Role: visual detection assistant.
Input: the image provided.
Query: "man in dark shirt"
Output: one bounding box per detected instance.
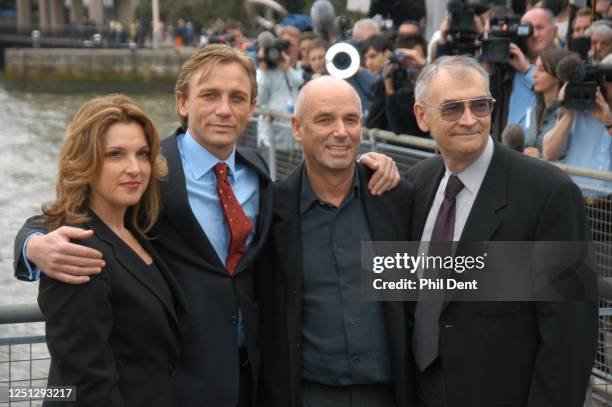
[257,76,417,407]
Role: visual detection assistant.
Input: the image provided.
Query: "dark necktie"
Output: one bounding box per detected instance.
[413,174,464,372]
[214,163,254,276]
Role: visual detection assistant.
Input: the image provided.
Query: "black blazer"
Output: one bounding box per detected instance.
[39,212,188,407]
[150,130,274,407]
[14,129,274,407]
[406,142,599,407]
[257,163,418,407]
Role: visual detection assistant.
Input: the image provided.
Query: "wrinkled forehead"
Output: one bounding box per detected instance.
[191,61,253,96]
[522,9,553,28]
[428,67,488,102]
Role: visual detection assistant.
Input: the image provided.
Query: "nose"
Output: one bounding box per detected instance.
[125,155,141,175]
[216,96,232,117]
[332,119,348,137]
[458,104,478,127]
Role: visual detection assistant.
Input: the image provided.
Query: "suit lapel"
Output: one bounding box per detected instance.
[359,165,398,242]
[234,147,273,275]
[272,165,304,382]
[160,132,226,274]
[87,213,183,330]
[442,142,508,308]
[358,165,407,397]
[413,159,446,240]
[458,142,508,242]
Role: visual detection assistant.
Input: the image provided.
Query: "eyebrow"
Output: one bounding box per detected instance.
[439,96,491,105]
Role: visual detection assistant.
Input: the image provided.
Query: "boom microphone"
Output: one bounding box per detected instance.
[256,30,276,49]
[311,0,338,41]
[556,54,586,83]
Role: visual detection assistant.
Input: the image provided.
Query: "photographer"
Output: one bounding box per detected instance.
[430,5,485,60]
[523,49,573,158]
[587,20,612,63]
[542,53,612,193]
[256,34,304,149]
[362,34,392,76]
[491,7,558,137]
[302,38,329,83]
[366,34,428,137]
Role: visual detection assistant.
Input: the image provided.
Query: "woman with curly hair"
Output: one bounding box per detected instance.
[37,94,188,407]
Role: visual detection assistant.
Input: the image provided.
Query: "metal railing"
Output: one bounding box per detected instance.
[2,109,612,405]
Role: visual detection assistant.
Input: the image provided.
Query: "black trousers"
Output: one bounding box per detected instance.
[302,380,396,407]
[416,358,446,407]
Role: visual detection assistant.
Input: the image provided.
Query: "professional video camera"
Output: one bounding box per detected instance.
[446,0,488,56]
[256,31,292,69]
[481,15,533,64]
[387,38,421,90]
[556,53,612,109]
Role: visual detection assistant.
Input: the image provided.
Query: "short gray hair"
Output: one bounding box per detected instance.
[522,6,555,27]
[586,20,612,39]
[414,55,490,103]
[352,18,380,40]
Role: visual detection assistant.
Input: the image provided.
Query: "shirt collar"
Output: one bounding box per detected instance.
[180,130,237,179]
[446,136,494,195]
[300,165,360,214]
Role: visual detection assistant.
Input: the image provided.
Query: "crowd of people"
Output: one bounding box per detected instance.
[198,0,612,192]
[7,0,611,406]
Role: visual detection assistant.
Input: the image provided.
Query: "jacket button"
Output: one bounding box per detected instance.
[296,342,301,348]
[229,315,237,325]
[168,365,176,377]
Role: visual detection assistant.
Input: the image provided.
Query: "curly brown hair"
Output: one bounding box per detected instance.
[41,94,167,235]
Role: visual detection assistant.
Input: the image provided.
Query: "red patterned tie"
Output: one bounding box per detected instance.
[214,163,254,276]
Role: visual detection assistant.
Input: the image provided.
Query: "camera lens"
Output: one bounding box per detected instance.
[332,52,352,70]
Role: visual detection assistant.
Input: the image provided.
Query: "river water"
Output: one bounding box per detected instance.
[0,83,178,344]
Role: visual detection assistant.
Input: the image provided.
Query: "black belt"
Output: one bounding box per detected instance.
[239,346,249,366]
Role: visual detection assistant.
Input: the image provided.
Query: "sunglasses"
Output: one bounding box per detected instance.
[423,97,496,122]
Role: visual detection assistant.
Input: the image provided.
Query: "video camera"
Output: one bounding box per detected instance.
[447,2,481,56]
[263,38,291,68]
[480,15,532,64]
[256,31,292,69]
[556,53,612,109]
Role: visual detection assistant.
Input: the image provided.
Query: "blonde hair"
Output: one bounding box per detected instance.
[41,94,167,235]
[174,44,257,128]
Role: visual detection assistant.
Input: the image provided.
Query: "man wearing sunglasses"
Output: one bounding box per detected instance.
[408,55,597,407]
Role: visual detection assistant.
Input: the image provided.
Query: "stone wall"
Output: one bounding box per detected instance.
[4,48,196,92]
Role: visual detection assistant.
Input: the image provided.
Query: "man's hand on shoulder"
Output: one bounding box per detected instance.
[27,227,104,285]
[359,152,401,195]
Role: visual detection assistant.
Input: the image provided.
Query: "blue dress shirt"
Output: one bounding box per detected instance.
[507,65,536,132]
[177,130,260,266]
[177,131,260,347]
[563,111,612,196]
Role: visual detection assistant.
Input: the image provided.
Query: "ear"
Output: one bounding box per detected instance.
[176,91,188,117]
[291,116,304,144]
[413,102,430,133]
[248,97,257,120]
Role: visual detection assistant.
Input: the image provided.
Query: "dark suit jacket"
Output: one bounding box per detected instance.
[14,129,274,407]
[150,130,273,407]
[39,212,188,407]
[257,163,418,407]
[406,141,598,407]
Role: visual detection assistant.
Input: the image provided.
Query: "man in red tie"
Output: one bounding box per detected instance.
[13,45,399,407]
